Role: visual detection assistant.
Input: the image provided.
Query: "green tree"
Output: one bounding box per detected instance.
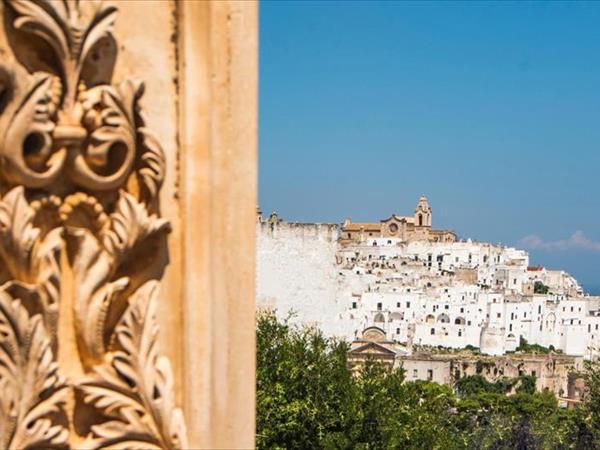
[534,281,550,295]
[256,312,598,450]
[256,311,357,449]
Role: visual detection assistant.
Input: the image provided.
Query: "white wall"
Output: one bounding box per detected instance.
[256,221,347,335]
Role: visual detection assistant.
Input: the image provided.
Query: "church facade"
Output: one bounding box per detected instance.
[339,196,457,245]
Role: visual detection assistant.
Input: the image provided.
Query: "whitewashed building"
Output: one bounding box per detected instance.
[257,203,600,359]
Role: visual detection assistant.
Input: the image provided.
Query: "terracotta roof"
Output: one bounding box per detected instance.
[527,265,544,271]
[341,222,382,232]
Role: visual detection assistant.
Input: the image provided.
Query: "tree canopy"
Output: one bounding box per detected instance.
[257,311,600,449]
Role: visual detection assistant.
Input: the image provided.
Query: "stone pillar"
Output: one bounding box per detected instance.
[0,1,257,448]
[178,2,257,448]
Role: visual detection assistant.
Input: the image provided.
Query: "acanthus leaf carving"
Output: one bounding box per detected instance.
[0,187,62,337]
[103,190,170,262]
[69,191,169,366]
[11,0,118,110]
[137,127,166,208]
[0,291,68,450]
[78,281,188,450]
[1,1,187,447]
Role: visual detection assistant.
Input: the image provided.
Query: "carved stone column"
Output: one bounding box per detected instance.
[0,1,257,448]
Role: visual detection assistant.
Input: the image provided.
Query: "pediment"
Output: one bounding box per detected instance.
[349,342,397,357]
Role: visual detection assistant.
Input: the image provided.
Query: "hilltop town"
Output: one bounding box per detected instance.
[257,197,600,399]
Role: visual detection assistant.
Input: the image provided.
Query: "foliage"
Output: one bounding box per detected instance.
[256,312,600,449]
[534,281,550,294]
[412,344,480,355]
[256,311,357,449]
[508,336,559,355]
[455,374,517,396]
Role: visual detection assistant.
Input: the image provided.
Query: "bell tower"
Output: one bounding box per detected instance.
[414,196,432,228]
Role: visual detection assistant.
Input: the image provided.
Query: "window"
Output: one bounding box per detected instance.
[406,301,411,308]
[468,321,472,326]
[460,307,464,313]
[377,302,382,311]
[430,328,435,335]
[397,302,400,308]
[509,324,512,331]
[419,214,423,226]
[514,278,517,285]
[497,313,501,318]
[413,369,418,378]
[532,370,537,377]
[352,302,357,309]
[571,307,574,312]
[538,305,541,314]
[347,233,351,238]
[445,305,449,310]
[458,330,462,337]
[427,369,433,381]
[396,328,400,334]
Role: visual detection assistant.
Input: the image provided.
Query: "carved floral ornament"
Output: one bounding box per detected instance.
[0,1,187,448]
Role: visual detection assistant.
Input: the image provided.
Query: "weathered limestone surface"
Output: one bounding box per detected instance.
[0,1,256,448]
[257,220,343,334]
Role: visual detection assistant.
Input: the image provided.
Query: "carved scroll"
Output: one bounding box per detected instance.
[0,1,187,447]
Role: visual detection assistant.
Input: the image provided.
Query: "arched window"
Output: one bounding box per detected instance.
[430,328,435,335]
[425,314,435,324]
[454,317,466,325]
[437,313,450,324]
[418,214,423,226]
[374,313,385,323]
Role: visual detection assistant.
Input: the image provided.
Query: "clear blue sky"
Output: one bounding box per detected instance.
[259,1,600,292]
